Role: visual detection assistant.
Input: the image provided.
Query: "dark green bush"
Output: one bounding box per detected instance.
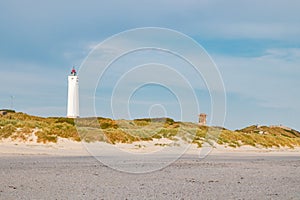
[55,118,75,125]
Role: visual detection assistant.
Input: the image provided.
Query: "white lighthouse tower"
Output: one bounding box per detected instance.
[67,67,79,118]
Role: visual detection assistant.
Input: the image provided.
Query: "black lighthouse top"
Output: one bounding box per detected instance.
[71,67,77,76]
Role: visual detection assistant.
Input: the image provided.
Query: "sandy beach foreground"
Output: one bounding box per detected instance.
[0,140,299,199]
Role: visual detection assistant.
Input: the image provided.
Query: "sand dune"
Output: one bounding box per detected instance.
[0,138,299,157]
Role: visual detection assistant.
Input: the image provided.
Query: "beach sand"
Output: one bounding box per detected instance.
[0,139,299,199]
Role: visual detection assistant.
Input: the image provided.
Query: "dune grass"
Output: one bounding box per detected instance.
[0,112,300,148]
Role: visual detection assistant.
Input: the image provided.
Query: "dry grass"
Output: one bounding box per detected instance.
[0,112,300,148]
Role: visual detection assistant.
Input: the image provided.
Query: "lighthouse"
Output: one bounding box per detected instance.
[67,67,79,118]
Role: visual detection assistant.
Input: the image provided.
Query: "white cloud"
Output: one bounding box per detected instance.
[213,47,300,110]
[262,48,300,61]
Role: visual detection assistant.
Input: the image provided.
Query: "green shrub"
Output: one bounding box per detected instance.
[0,109,15,113]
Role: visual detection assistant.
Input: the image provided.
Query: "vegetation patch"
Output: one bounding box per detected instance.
[0,112,300,148]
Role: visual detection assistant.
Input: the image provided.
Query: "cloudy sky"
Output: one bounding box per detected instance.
[0,0,299,130]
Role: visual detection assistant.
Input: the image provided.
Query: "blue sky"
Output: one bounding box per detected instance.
[0,0,299,130]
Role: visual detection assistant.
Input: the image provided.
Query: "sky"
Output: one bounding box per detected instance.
[0,0,299,130]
